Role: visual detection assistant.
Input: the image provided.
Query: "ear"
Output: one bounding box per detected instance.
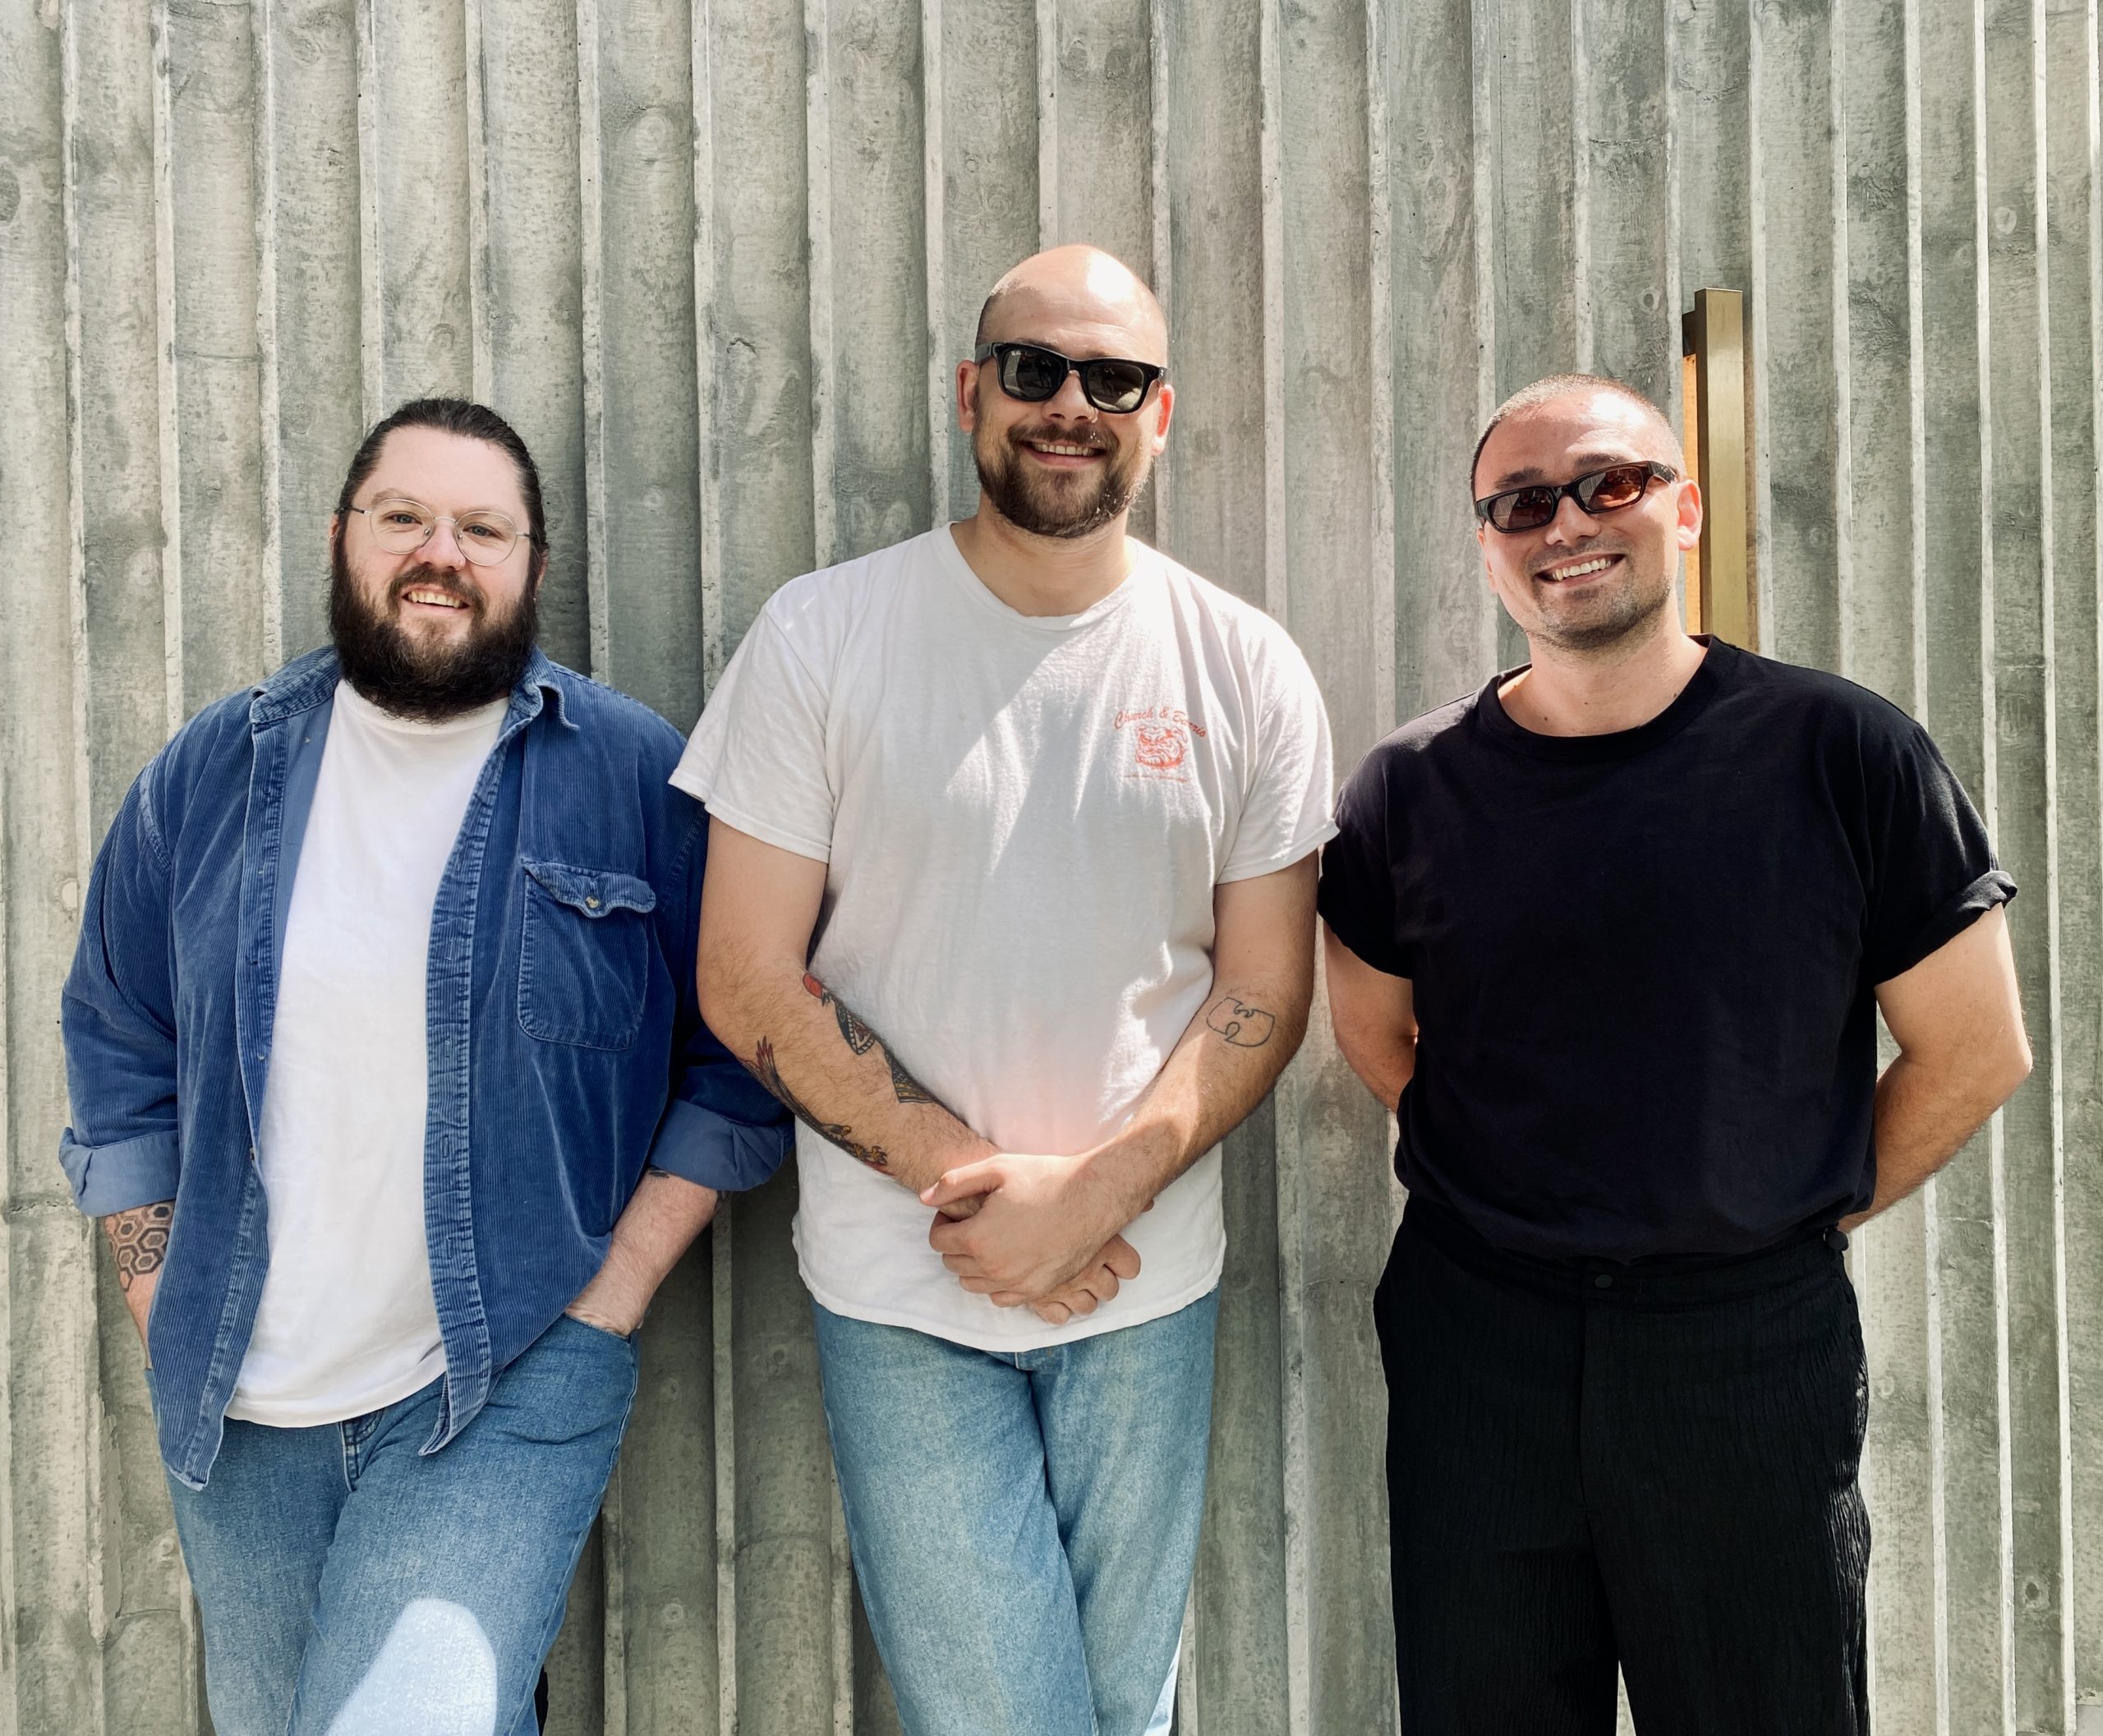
[1674,477,1703,550]
[1148,380,1176,453]
[328,511,342,551]
[956,359,980,432]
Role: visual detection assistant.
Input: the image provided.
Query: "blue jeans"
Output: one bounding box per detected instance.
[159,1313,637,1736]
[812,1290,1220,1736]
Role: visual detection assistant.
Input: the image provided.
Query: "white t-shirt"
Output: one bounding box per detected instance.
[227,681,506,1425]
[673,526,1336,1350]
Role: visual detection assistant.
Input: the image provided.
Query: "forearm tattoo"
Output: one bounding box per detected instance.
[1205,996,1277,1048]
[802,974,938,1105]
[749,1037,892,1172]
[104,1202,173,1292]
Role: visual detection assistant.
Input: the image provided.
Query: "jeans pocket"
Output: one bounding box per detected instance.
[559,1310,640,1351]
[517,859,655,1049]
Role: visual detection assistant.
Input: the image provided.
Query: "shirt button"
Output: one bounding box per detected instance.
[586,896,601,909]
[1593,1273,1613,1290]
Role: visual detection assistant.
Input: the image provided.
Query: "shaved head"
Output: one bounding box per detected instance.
[1471,373,1678,495]
[974,245,1167,361]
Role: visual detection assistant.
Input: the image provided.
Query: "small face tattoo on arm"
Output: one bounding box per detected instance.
[1206,996,1277,1048]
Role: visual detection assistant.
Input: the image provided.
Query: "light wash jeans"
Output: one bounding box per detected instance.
[813,1288,1220,1736]
[159,1313,637,1736]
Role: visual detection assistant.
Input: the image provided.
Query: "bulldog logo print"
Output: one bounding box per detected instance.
[1115,703,1208,782]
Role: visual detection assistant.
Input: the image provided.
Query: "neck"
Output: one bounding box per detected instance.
[1499,612,1709,737]
[949,499,1136,616]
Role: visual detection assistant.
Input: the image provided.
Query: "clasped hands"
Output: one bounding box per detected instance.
[922,1151,1148,1328]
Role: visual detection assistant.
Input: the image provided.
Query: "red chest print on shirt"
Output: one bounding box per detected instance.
[1114,704,1208,781]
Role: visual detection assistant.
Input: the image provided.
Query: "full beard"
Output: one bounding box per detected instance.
[329,539,538,721]
[973,421,1151,540]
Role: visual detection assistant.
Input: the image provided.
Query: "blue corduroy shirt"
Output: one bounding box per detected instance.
[58,645,788,1489]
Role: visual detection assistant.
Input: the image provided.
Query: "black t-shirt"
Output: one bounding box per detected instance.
[1318,638,2015,1261]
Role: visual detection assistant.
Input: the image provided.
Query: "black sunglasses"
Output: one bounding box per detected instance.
[1474,461,1677,534]
[974,342,1165,414]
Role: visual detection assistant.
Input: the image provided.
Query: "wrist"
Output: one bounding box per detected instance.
[1077,1121,1184,1227]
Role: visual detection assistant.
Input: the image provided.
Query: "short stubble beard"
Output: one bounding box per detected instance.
[973,414,1152,541]
[329,534,539,721]
[1523,553,1671,655]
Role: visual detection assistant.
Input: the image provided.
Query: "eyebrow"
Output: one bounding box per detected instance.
[1485,450,1642,492]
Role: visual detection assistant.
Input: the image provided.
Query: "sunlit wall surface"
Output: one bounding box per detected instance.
[1,1,2098,1731]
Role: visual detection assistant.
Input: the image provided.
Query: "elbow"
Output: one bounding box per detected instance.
[1999,1032,2035,1103]
[693,946,755,1057]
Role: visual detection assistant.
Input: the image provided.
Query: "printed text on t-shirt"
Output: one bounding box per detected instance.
[1114,705,1208,781]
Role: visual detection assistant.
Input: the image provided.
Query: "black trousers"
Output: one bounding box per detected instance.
[1375,1199,1871,1736]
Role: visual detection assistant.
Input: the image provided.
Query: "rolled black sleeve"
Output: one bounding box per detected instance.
[1862,721,2016,984]
[1318,755,1410,979]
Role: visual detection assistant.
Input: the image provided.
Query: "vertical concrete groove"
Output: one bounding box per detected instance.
[58,0,94,923]
[693,0,724,695]
[1466,0,1497,675]
[0,769,14,1733]
[804,0,835,571]
[1898,2,1953,1725]
[1569,0,1592,371]
[1145,0,1171,546]
[251,0,283,671]
[1828,12,1854,683]
[1255,0,1305,1727]
[1745,3,1773,652]
[1036,0,1057,248]
[574,0,610,679]
[1364,0,1394,741]
[600,1462,627,1736]
[463,0,493,403]
[2020,3,2075,1723]
[921,0,948,529]
[54,2,109,1715]
[711,1200,737,1736]
[149,0,183,730]
[355,0,382,421]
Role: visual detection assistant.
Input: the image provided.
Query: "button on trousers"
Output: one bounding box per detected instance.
[1375,1200,1871,1735]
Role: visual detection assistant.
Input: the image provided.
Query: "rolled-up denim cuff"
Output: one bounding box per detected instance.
[645,1101,790,1193]
[58,1126,181,1215]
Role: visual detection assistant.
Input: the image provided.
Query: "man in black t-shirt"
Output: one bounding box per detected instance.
[1320,373,2031,1734]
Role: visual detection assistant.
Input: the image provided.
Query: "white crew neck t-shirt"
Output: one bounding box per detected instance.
[227,680,507,1426]
[673,527,1336,1351]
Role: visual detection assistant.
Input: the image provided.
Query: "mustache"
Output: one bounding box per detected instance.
[388,564,485,609]
[1007,422,1109,453]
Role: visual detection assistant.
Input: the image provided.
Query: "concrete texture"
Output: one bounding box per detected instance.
[0,0,2097,1730]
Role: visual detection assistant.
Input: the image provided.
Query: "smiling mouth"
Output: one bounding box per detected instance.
[400,587,472,611]
[1019,437,1107,463]
[1535,553,1622,584]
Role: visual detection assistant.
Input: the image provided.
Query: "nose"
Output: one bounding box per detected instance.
[420,518,470,570]
[1042,366,1098,421]
[1541,490,1595,546]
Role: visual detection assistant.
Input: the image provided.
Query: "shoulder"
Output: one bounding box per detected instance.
[1351,689,1479,783]
[754,533,939,644]
[538,661,689,779]
[1714,644,1934,758]
[1150,552,1318,687]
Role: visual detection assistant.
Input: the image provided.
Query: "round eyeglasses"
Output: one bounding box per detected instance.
[346,495,539,566]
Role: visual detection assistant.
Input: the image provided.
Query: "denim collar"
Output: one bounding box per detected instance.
[246,642,575,733]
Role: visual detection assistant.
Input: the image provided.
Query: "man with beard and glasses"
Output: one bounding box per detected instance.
[1319,374,2032,1733]
[677,245,1335,1734]
[58,398,788,1736]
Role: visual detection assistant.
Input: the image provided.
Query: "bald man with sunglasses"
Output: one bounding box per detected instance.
[1319,374,2031,1733]
[679,246,1333,1734]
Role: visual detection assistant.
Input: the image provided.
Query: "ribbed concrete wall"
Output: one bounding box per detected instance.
[0,2,2097,1731]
